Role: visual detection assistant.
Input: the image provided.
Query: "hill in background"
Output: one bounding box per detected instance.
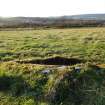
[0,14,105,28]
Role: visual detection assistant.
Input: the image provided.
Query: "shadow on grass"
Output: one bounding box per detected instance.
[47,66,105,105]
[16,56,84,65]
[0,74,48,104]
[0,75,30,96]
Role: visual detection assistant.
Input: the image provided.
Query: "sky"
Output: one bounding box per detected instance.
[0,0,105,17]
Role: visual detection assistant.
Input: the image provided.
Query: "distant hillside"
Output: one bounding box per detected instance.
[0,14,105,28]
[62,14,105,20]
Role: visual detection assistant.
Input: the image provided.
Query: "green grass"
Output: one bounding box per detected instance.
[0,62,105,105]
[1,27,105,105]
[0,27,105,63]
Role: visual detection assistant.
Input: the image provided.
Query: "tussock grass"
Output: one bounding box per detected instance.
[0,27,105,104]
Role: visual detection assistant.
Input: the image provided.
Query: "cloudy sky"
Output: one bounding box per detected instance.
[0,0,105,17]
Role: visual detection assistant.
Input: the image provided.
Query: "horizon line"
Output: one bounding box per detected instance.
[0,13,105,18]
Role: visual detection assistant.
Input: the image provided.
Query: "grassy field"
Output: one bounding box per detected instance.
[1,27,105,63]
[1,27,105,105]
